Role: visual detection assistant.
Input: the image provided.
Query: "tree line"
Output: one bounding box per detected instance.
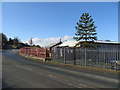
[0,33,30,49]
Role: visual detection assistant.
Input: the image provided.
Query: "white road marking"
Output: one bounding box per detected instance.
[49,74,69,82]
[45,66,60,70]
[44,66,118,83]
[49,74,56,77]
[79,84,87,87]
[48,74,90,88]
[49,74,81,88]
[23,67,32,71]
[16,65,32,71]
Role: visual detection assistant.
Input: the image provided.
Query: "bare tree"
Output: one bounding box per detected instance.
[0,33,7,49]
[13,37,19,45]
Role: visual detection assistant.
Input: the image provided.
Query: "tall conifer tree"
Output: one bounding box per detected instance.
[74,13,97,48]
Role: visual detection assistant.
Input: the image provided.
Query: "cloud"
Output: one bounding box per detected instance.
[32,38,40,43]
[22,38,40,45]
[63,35,73,40]
[44,37,60,42]
[23,35,73,47]
[40,37,60,47]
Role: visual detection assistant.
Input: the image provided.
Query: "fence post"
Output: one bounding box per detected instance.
[20,48,21,53]
[37,48,39,57]
[44,48,46,59]
[96,50,98,67]
[25,48,26,55]
[108,52,109,70]
[116,50,119,71]
[23,48,24,54]
[24,48,25,55]
[98,50,100,68]
[34,49,35,56]
[64,47,66,64]
[85,48,87,67]
[104,50,106,69]
[31,49,33,56]
[28,49,29,56]
[49,49,51,58]
[73,47,76,65]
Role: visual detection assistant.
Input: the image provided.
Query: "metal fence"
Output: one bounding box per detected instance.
[51,47,120,70]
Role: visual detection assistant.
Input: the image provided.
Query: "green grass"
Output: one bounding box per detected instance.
[20,53,119,75]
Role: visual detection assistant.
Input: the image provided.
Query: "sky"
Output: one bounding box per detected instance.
[118,1,120,42]
[2,2,118,46]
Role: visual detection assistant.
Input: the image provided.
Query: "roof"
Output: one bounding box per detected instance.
[46,41,62,48]
[46,43,57,48]
[47,40,119,48]
[96,40,119,44]
[77,41,120,46]
[58,40,120,47]
[58,40,77,47]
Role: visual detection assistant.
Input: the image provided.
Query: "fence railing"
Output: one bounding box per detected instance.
[20,47,51,59]
[51,47,120,70]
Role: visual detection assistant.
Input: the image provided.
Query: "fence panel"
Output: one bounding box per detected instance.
[51,47,120,70]
[20,47,51,59]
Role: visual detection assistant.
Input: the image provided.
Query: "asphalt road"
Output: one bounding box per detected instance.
[2,50,119,88]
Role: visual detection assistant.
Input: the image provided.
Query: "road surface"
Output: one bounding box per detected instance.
[2,50,119,88]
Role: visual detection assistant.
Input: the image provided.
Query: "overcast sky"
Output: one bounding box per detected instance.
[2,2,118,46]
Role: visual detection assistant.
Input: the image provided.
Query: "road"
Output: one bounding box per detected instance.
[2,50,119,88]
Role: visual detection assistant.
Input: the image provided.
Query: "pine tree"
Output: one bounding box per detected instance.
[74,13,97,48]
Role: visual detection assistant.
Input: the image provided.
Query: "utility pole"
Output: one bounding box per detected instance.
[29,38,33,46]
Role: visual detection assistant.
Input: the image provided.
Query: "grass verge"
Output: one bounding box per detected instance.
[20,53,119,75]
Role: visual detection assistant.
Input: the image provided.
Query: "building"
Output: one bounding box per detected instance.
[53,40,120,51]
[51,40,120,68]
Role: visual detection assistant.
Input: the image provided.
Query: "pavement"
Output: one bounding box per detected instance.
[1,50,119,88]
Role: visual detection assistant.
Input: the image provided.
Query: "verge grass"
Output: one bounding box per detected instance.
[20,53,119,75]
